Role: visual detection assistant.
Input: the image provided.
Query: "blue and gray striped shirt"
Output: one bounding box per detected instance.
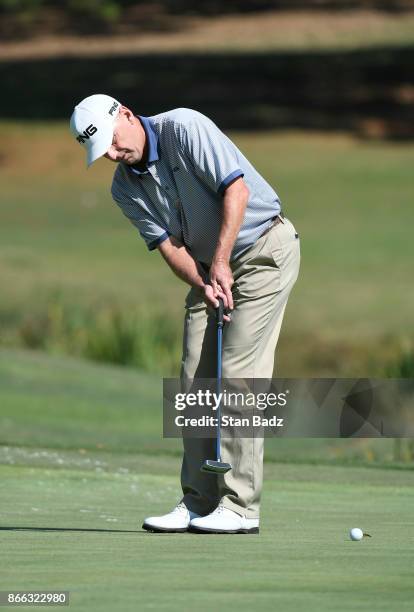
[111,108,281,264]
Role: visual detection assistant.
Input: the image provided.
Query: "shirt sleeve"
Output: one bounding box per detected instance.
[111,174,170,251]
[180,112,244,196]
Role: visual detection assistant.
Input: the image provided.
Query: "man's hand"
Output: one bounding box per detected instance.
[158,237,232,322]
[203,283,232,323]
[209,258,234,312]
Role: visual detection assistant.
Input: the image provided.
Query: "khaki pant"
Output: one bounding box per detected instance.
[180,217,300,518]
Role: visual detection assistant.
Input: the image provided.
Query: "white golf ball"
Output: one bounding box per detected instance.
[350,527,364,541]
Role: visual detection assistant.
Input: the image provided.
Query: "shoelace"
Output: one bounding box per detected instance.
[213,503,225,515]
[173,502,187,514]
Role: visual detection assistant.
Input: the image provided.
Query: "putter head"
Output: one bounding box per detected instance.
[201,459,232,474]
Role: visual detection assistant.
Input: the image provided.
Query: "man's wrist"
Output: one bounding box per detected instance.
[212,254,230,265]
[194,277,207,290]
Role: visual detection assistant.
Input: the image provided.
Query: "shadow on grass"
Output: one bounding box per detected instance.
[0,526,139,533]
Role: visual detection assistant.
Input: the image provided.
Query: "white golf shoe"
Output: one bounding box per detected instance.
[189,503,259,534]
[142,502,201,533]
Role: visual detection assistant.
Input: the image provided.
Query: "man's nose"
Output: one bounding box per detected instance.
[105,146,117,161]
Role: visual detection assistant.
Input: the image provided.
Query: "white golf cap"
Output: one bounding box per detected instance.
[70,94,121,167]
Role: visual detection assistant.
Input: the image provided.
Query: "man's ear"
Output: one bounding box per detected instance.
[120,106,134,123]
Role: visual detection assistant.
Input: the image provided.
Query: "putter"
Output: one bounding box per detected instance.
[201,297,232,474]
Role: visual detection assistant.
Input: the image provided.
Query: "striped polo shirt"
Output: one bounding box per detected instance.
[111,108,281,264]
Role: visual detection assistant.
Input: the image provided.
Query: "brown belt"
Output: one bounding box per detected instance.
[260,213,284,239]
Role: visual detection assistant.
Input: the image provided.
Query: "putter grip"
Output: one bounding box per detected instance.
[216,298,224,327]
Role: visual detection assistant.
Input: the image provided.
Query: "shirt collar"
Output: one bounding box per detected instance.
[128,115,159,175]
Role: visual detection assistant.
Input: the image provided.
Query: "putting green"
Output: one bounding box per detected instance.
[1,449,413,611]
[0,350,413,610]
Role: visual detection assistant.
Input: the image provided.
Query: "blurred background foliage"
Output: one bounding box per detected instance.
[1,0,414,39]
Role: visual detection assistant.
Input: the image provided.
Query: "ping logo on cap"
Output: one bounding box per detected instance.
[109,101,119,116]
[76,124,98,144]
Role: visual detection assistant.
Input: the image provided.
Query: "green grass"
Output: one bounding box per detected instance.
[1,451,413,611]
[0,347,409,466]
[0,348,176,455]
[1,125,413,375]
[1,115,413,610]
[0,345,413,609]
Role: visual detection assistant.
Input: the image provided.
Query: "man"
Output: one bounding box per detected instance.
[70,94,300,534]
